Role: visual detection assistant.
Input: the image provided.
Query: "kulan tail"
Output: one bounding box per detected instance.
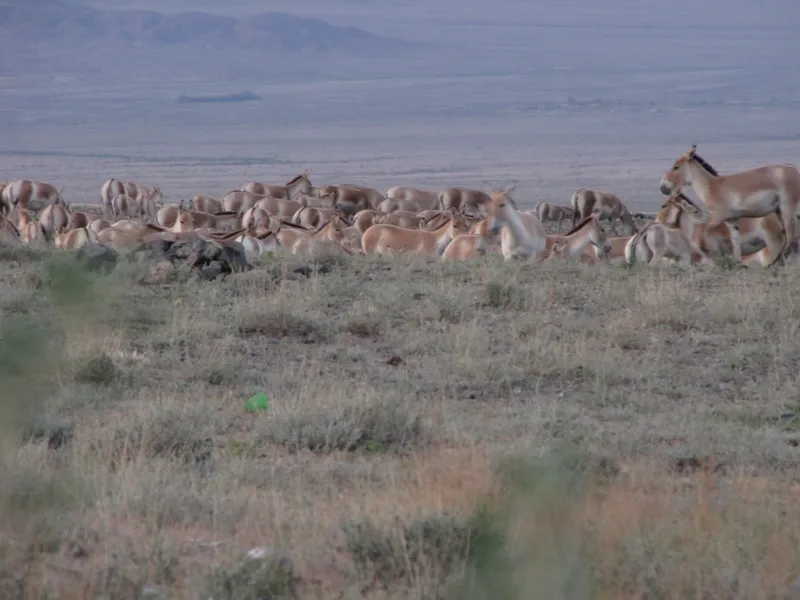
[570,189,583,226]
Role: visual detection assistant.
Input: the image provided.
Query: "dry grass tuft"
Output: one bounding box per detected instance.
[343,513,473,592]
[74,352,121,384]
[261,393,428,454]
[236,308,328,342]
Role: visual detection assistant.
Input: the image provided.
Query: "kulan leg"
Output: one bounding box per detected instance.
[778,196,797,259]
[636,234,654,264]
[608,215,619,237]
[729,226,743,263]
[768,206,788,266]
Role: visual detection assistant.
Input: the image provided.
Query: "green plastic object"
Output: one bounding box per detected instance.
[245,392,270,412]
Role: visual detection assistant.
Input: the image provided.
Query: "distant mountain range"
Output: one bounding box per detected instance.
[0,0,416,80]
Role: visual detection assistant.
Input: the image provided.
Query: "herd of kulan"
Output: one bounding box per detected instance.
[1,144,798,267]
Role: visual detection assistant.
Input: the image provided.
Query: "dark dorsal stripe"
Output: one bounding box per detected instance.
[690,153,719,176]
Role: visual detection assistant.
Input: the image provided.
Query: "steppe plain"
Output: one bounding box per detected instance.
[2,0,800,597]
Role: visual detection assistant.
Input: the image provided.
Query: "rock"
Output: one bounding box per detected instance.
[283,271,307,281]
[292,265,313,278]
[133,236,252,282]
[167,239,200,262]
[76,243,118,274]
[220,241,250,272]
[130,238,170,263]
[199,260,226,281]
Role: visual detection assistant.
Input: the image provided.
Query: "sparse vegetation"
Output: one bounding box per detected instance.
[2,245,800,598]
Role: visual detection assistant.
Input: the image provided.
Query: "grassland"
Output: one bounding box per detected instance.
[1,232,800,599]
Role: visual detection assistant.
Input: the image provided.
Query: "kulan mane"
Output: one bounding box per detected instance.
[564,214,595,236]
[690,153,719,177]
[285,172,307,186]
[675,191,702,211]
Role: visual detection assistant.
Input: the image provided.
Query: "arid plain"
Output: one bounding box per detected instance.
[2,0,800,597]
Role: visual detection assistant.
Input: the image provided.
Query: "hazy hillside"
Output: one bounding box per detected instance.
[2,0,798,210]
[0,0,415,81]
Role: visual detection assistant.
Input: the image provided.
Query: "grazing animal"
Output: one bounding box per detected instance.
[220,190,270,214]
[66,208,91,231]
[439,187,493,217]
[96,224,163,249]
[282,216,353,253]
[157,202,239,230]
[659,143,800,265]
[206,210,241,230]
[441,219,500,261]
[235,229,281,260]
[110,194,140,220]
[372,211,425,229]
[3,179,64,212]
[155,204,180,228]
[0,215,20,242]
[660,191,787,266]
[570,188,636,235]
[242,206,280,232]
[242,170,312,200]
[352,209,381,233]
[100,178,125,217]
[584,235,633,263]
[655,193,741,262]
[386,186,440,211]
[138,188,163,220]
[17,210,46,246]
[423,211,456,231]
[296,192,335,209]
[274,220,314,249]
[253,196,306,219]
[87,219,112,236]
[39,203,70,240]
[111,219,146,230]
[485,186,548,261]
[292,236,353,257]
[624,221,709,266]
[535,202,575,233]
[0,182,8,216]
[332,183,385,209]
[545,213,611,260]
[318,185,373,215]
[54,227,96,250]
[377,198,421,214]
[127,182,162,205]
[417,209,443,223]
[361,212,468,256]
[101,179,161,218]
[292,206,337,229]
[315,216,357,249]
[190,195,224,214]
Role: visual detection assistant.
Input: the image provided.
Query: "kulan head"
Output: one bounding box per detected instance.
[657,191,704,226]
[660,144,700,196]
[448,212,469,234]
[151,186,164,207]
[583,213,612,257]
[485,186,517,236]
